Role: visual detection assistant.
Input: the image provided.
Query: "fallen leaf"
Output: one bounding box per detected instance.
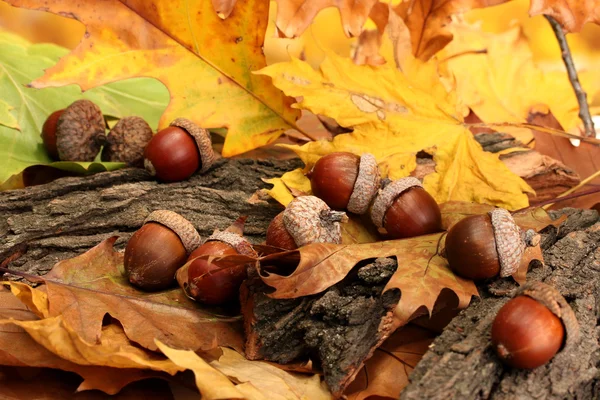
[6,0,300,157]
[11,237,243,353]
[440,20,600,144]
[258,51,532,210]
[344,325,436,400]
[529,0,600,33]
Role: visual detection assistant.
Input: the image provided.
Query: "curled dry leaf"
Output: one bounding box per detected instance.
[25,237,243,353]
[529,0,600,33]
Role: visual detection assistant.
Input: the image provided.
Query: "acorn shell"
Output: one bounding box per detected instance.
[283,196,347,247]
[56,99,106,161]
[144,210,201,254]
[206,230,258,258]
[102,116,153,166]
[170,118,215,173]
[347,153,381,215]
[370,177,422,229]
[489,208,525,278]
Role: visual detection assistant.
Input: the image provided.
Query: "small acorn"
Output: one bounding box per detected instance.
[41,109,64,160]
[308,152,380,214]
[102,116,153,166]
[370,177,442,239]
[266,195,348,250]
[144,118,215,182]
[491,282,579,369]
[445,208,524,281]
[55,99,106,161]
[180,227,257,305]
[124,210,201,291]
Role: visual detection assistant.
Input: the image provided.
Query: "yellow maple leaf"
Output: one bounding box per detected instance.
[439,21,600,142]
[257,52,532,210]
[6,0,300,157]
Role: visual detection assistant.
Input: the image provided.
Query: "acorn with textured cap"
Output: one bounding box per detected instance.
[144,118,215,182]
[178,220,258,305]
[444,208,528,281]
[370,177,442,239]
[42,100,106,161]
[124,210,201,291]
[102,116,153,166]
[266,195,348,250]
[308,152,380,214]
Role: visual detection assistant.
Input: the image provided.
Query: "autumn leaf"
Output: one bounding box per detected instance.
[9,237,243,353]
[529,0,600,33]
[344,325,436,399]
[6,0,300,157]
[258,51,532,210]
[439,20,600,143]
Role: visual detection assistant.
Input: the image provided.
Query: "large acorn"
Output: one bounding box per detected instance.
[370,177,442,239]
[102,116,153,166]
[144,118,215,182]
[444,208,525,281]
[266,195,348,250]
[308,152,380,214]
[124,210,201,291]
[52,100,106,161]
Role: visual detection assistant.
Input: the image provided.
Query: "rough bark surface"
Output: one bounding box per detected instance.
[0,159,301,276]
[401,208,600,400]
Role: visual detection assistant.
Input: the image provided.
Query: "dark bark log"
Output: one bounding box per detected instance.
[401,208,600,400]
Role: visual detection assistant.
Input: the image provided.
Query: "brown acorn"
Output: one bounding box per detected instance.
[56,99,106,161]
[266,195,348,250]
[124,210,201,291]
[370,177,442,239]
[144,118,215,182]
[102,116,153,166]
[444,208,525,281]
[309,152,380,214]
[41,109,64,160]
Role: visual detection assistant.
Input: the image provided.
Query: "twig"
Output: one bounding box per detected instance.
[545,15,596,137]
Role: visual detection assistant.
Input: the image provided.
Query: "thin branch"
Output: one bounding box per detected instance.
[545,15,596,138]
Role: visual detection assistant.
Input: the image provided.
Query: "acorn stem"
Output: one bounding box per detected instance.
[320,209,348,224]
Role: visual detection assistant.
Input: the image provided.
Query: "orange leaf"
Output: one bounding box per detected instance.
[529,0,600,33]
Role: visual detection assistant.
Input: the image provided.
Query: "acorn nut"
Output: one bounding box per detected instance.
[266,195,348,250]
[309,152,380,214]
[102,116,153,166]
[180,230,257,305]
[445,208,525,281]
[124,210,201,291]
[370,177,442,239]
[144,118,215,182]
[55,100,106,161]
[491,281,579,369]
[41,109,64,160]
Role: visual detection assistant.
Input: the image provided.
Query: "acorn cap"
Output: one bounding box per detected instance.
[283,196,348,247]
[56,99,106,161]
[489,208,525,278]
[102,116,153,166]
[207,230,258,257]
[347,153,381,215]
[144,210,201,254]
[170,118,215,173]
[370,177,422,229]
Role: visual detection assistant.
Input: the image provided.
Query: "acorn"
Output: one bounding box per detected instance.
[491,281,579,369]
[265,195,348,250]
[124,210,201,291]
[370,177,442,239]
[308,152,380,214]
[144,118,215,182]
[41,109,64,160]
[101,116,153,166]
[55,99,106,161]
[445,208,525,281]
[179,228,257,305]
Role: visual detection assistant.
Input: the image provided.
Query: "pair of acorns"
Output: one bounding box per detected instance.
[124,210,255,305]
[41,100,215,182]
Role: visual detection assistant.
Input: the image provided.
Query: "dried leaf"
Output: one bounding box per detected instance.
[6,0,299,157]
[529,0,600,33]
[19,237,243,353]
[259,52,532,210]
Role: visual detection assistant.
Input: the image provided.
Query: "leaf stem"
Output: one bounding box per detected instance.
[545,15,596,138]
